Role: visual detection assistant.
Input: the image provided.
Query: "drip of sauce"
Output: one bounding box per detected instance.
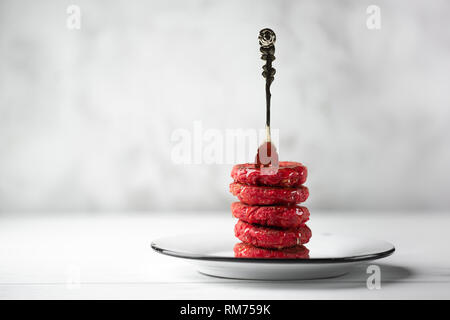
[255,28,279,168]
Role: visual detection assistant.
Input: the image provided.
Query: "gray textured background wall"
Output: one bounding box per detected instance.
[1,0,449,213]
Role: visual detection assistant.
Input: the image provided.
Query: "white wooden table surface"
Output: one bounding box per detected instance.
[0,212,449,299]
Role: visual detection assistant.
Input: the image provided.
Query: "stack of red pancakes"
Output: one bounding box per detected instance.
[230,162,311,259]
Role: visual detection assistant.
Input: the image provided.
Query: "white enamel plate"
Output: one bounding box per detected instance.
[151,232,395,280]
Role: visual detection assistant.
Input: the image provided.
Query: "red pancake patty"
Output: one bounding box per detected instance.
[234,220,312,249]
[234,242,310,259]
[231,202,310,228]
[230,182,309,205]
[231,161,307,187]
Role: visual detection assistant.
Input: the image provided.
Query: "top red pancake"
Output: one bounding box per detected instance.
[231,161,307,187]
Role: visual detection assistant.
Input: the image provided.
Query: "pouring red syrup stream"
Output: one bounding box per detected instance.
[255,28,279,168]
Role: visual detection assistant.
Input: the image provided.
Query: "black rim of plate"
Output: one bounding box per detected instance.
[150,240,395,264]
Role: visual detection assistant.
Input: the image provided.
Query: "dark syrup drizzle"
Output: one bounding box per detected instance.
[256,28,279,168]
